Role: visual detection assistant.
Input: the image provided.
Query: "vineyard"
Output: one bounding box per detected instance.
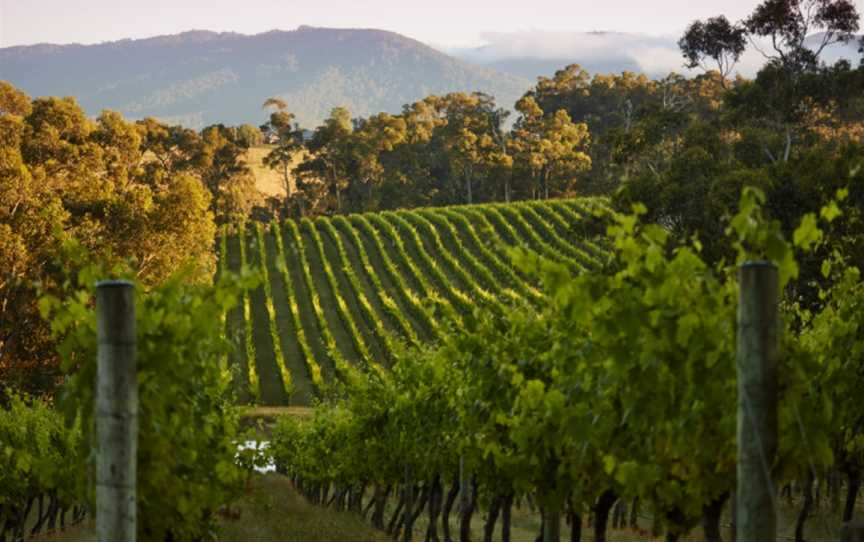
[219,198,609,406]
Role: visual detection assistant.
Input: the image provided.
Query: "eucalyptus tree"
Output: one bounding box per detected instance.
[261,98,306,215]
[678,15,747,83]
[508,96,591,200]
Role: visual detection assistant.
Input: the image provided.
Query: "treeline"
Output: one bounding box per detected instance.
[255,0,864,223]
[261,54,864,266]
[0,82,264,394]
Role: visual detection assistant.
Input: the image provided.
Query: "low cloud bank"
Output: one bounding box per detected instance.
[448,30,860,79]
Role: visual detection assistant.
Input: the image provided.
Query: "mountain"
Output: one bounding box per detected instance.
[0,27,531,129]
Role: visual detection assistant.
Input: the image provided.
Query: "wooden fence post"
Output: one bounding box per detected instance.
[96,280,137,542]
[736,262,778,542]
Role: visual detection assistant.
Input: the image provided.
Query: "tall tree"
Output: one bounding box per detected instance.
[509,96,592,199]
[297,107,354,213]
[745,0,860,73]
[679,16,747,83]
[196,124,258,224]
[348,113,407,211]
[0,84,216,395]
[438,92,511,204]
[261,98,305,215]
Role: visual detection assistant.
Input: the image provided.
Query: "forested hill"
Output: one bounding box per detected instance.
[0,26,530,129]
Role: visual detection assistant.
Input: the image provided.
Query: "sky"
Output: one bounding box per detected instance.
[1,0,774,48]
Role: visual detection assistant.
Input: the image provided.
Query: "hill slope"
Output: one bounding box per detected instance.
[219,198,609,406]
[0,27,530,129]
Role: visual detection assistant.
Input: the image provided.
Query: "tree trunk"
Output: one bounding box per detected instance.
[501,494,514,542]
[612,500,624,528]
[795,471,814,542]
[544,507,561,542]
[411,485,430,525]
[372,484,392,529]
[567,503,581,542]
[592,490,617,542]
[326,487,339,508]
[815,477,821,510]
[845,470,861,523]
[403,480,416,542]
[363,487,378,519]
[702,493,728,542]
[320,483,329,506]
[349,485,359,511]
[629,497,639,529]
[387,489,407,535]
[282,166,291,201]
[459,476,477,542]
[535,508,544,542]
[482,495,501,542]
[426,475,443,542]
[442,475,460,542]
[30,494,45,537]
[729,491,736,542]
[46,493,60,531]
[664,507,688,542]
[283,164,292,218]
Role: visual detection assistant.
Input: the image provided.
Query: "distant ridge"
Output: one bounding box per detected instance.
[0,27,531,129]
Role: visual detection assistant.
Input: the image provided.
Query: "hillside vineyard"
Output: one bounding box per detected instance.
[219,198,609,405]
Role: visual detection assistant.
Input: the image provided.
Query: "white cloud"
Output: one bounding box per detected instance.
[449,30,861,79]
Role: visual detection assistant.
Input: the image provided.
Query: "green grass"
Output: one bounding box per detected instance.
[281,222,337,381]
[246,225,286,404]
[44,475,391,542]
[44,473,852,542]
[263,227,316,405]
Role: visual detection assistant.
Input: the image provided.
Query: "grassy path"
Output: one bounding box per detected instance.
[399,211,501,311]
[515,204,599,269]
[332,218,430,343]
[299,224,365,368]
[316,220,392,365]
[281,224,337,381]
[372,213,464,321]
[433,208,543,304]
[264,230,316,406]
[245,227,286,405]
[352,215,440,338]
[224,233,251,403]
[546,200,610,260]
[47,472,847,542]
[493,205,585,271]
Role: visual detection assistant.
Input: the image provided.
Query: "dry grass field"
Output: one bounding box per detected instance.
[246,144,311,198]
